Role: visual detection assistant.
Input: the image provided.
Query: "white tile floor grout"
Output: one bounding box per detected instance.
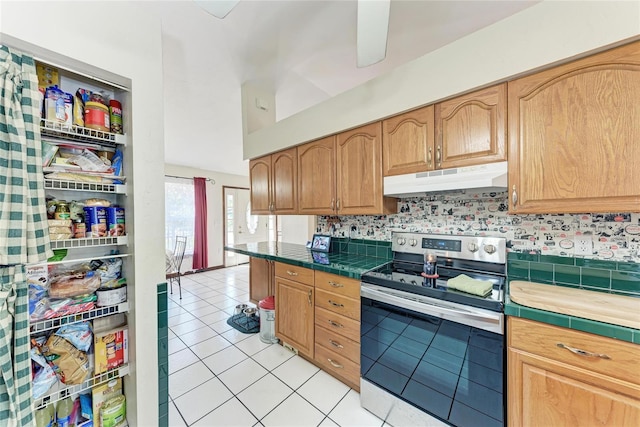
[167,264,389,427]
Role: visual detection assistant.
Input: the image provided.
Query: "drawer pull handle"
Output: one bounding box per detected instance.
[556,343,610,360]
[328,320,343,328]
[308,290,312,305]
[287,270,298,276]
[329,339,344,349]
[328,358,344,369]
[328,300,344,308]
[328,281,344,288]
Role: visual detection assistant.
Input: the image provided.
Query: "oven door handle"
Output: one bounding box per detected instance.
[361,285,502,324]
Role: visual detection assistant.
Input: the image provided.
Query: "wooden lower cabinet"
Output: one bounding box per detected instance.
[313,272,361,390]
[274,263,314,358]
[507,317,640,427]
[249,257,274,304]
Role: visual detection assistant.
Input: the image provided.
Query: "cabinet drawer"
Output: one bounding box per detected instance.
[315,324,360,364]
[315,343,360,387]
[315,289,360,321]
[274,262,314,286]
[508,317,640,386]
[315,307,360,343]
[315,271,360,299]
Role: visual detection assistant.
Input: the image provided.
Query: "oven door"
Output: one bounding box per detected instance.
[360,283,505,427]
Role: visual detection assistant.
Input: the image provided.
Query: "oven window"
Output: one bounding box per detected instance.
[361,297,504,427]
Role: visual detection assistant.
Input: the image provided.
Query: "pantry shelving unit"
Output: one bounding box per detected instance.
[28,58,135,421]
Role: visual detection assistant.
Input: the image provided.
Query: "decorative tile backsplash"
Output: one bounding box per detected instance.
[317,191,640,263]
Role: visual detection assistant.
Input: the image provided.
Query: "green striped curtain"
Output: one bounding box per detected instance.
[0,45,53,426]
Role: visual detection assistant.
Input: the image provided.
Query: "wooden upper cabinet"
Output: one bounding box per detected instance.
[249,147,297,214]
[337,122,391,215]
[249,155,271,214]
[435,83,507,169]
[298,136,336,215]
[271,147,297,214]
[508,41,640,214]
[382,105,435,176]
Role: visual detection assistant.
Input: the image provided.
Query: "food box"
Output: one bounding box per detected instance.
[94,325,128,375]
[92,378,122,427]
[36,63,59,89]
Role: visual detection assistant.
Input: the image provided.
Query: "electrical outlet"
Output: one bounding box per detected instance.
[574,236,593,256]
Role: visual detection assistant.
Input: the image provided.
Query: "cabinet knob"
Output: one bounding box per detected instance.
[328,300,344,308]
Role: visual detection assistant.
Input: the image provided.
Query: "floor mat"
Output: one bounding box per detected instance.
[226,313,260,334]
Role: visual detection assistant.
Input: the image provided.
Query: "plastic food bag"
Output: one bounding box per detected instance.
[56,322,93,352]
[31,346,59,398]
[49,271,101,299]
[43,335,90,385]
[91,258,122,284]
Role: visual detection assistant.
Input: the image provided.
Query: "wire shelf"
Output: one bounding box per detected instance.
[34,364,130,409]
[30,302,128,334]
[44,179,126,194]
[41,119,126,147]
[50,235,128,250]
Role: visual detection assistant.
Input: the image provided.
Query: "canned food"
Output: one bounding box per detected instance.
[106,207,125,236]
[109,100,123,134]
[84,206,107,237]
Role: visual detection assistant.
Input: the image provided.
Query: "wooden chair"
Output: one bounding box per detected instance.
[166,236,187,299]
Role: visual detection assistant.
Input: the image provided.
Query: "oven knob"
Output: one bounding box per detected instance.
[411,281,417,285]
[484,244,497,254]
[467,243,479,253]
[409,239,417,247]
[397,238,406,245]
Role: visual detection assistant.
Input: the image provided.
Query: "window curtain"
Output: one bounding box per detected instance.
[0,46,53,426]
[192,177,208,270]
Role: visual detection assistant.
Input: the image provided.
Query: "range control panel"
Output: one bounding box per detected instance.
[392,232,506,264]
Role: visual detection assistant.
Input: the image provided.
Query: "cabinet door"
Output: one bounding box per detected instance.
[297,136,336,215]
[382,105,435,176]
[336,122,386,215]
[508,41,640,214]
[249,155,271,214]
[508,348,640,427]
[436,83,506,169]
[249,257,273,304]
[271,147,297,214]
[275,277,314,358]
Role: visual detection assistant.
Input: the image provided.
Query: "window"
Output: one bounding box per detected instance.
[165,179,195,255]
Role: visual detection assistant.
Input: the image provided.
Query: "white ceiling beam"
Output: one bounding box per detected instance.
[357,0,391,68]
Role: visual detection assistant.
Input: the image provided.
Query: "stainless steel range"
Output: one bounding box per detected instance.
[360,232,506,427]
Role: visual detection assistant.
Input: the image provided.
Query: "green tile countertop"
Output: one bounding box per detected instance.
[225,242,389,279]
[505,292,640,346]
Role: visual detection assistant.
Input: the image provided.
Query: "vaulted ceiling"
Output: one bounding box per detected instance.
[143,0,539,176]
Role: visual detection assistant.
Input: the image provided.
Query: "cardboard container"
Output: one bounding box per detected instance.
[94,325,128,375]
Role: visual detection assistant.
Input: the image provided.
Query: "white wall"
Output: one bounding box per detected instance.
[1,2,164,424]
[244,1,640,158]
[165,163,250,268]
[279,215,316,245]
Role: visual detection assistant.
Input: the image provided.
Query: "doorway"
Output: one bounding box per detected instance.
[223,186,271,267]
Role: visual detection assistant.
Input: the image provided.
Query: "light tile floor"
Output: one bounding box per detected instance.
[167,264,388,427]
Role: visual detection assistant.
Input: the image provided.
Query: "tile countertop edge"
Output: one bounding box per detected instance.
[224,244,388,279]
[504,297,640,345]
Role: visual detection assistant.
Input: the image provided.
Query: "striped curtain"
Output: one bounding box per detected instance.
[0,45,53,426]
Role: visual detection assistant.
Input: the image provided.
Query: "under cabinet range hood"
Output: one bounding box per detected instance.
[384,161,508,198]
